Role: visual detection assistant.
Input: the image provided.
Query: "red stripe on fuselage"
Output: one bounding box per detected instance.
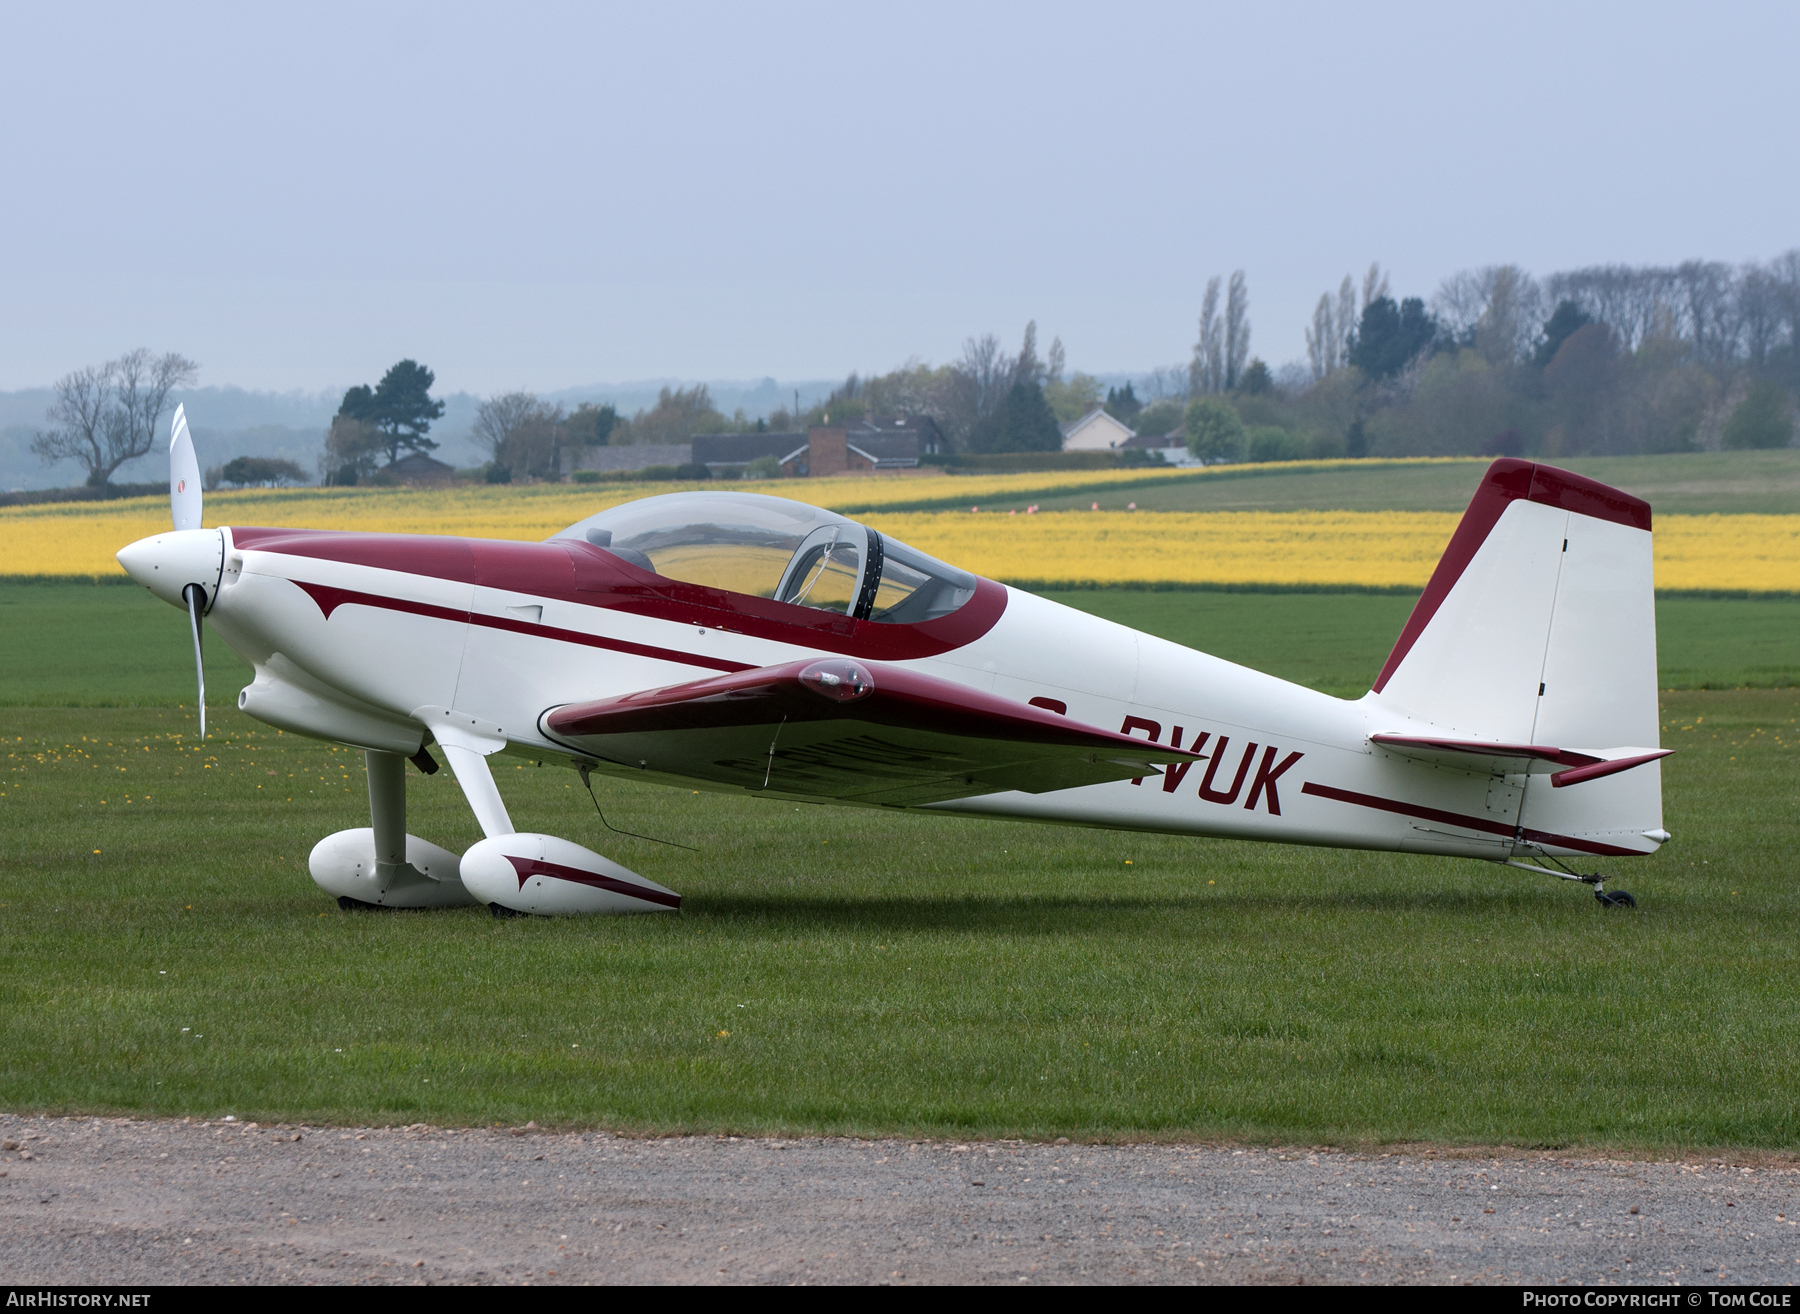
[1299,780,1645,857]
[1301,780,1514,838]
[234,526,1007,662]
[292,581,754,674]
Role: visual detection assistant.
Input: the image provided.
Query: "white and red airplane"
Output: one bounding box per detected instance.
[117,406,1668,916]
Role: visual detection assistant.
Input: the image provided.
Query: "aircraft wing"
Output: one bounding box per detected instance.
[542,658,1198,806]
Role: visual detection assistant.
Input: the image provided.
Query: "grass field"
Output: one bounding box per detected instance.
[0,689,1795,1148]
[956,450,1800,516]
[4,451,1797,1149]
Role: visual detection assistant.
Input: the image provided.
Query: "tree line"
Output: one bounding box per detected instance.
[1266,255,1800,461]
[31,248,1798,492]
[344,246,1800,485]
[540,249,1800,468]
[458,322,1102,479]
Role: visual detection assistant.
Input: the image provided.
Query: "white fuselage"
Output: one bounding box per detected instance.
[167,523,1649,866]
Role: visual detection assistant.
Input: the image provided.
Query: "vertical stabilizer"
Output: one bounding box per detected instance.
[1368,459,1664,854]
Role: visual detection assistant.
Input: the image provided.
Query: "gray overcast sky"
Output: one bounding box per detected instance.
[1,1,1794,395]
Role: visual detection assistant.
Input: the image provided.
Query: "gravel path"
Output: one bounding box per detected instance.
[2,1113,1797,1285]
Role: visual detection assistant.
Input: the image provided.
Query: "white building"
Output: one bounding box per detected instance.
[1060,408,1137,451]
[1118,430,1199,466]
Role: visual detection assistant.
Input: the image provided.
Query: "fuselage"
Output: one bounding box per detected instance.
[114,519,1654,866]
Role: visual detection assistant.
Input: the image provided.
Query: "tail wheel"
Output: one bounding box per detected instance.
[1596,890,1637,909]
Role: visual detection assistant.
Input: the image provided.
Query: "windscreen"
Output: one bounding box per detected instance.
[550,490,976,623]
[868,535,977,623]
[551,492,858,602]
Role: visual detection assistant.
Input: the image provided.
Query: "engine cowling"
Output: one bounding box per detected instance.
[460,833,680,915]
[308,828,475,908]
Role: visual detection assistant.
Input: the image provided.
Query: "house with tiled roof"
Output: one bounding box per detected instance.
[779,423,922,477]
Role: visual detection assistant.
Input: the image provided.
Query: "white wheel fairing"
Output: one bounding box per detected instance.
[460,833,680,915]
[308,828,475,908]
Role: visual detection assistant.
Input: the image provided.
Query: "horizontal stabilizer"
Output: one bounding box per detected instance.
[543,657,1197,806]
[1370,734,1670,786]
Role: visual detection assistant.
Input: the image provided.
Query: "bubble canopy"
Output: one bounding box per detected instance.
[549,491,978,625]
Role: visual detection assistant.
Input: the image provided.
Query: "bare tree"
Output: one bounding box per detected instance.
[1361,262,1390,313]
[474,391,565,477]
[958,334,1016,419]
[1432,268,1490,342]
[1475,267,1537,362]
[1224,270,1250,389]
[1429,265,1542,363]
[319,416,384,482]
[1336,275,1358,368]
[1485,265,1543,363]
[1739,264,1783,370]
[1046,335,1066,386]
[1013,321,1044,389]
[627,385,720,446]
[31,349,198,486]
[1774,250,1800,367]
[1547,265,1680,354]
[862,357,942,421]
[1675,260,1740,367]
[1190,276,1223,394]
[1306,294,1335,381]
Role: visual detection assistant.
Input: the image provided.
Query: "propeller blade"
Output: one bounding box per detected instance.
[170,404,201,531]
[182,582,207,739]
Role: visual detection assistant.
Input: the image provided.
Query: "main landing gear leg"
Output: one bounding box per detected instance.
[1505,859,1636,908]
[306,753,476,909]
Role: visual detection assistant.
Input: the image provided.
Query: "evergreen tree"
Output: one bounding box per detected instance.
[1349,297,1436,380]
[1534,299,1595,368]
[1238,359,1274,395]
[336,383,378,422]
[1105,382,1142,420]
[333,363,445,466]
[973,381,1062,452]
[369,359,446,464]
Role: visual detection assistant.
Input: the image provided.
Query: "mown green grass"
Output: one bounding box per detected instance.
[3,569,1796,1147]
[0,690,1794,1148]
[958,450,1800,515]
[0,581,250,707]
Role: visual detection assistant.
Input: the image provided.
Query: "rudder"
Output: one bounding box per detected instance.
[1368,459,1664,855]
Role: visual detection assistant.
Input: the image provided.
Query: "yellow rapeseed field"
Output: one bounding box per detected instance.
[6,481,1796,592]
[1,469,1196,569]
[863,511,1800,593]
[862,510,1457,589]
[0,457,1468,571]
